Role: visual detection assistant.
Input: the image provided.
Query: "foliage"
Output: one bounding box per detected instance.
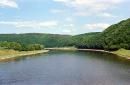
[72,32,103,49]
[0,33,73,48]
[0,41,44,51]
[101,18,130,50]
[0,41,22,50]
[26,44,44,51]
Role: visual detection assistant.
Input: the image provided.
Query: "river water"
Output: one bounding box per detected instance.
[0,51,130,85]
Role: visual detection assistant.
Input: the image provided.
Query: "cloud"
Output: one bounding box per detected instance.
[62,23,75,34]
[53,0,67,3]
[54,0,123,9]
[84,23,110,30]
[62,29,72,33]
[0,0,18,8]
[50,9,63,13]
[65,17,73,22]
[53,0,124,17]
[64,24,74,27]
[0,21,58,28]
[74,11,89,16]
[98,13,119,18]
[62,28,75,34]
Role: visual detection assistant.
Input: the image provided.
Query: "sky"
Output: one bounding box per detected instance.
[0,0,129,35]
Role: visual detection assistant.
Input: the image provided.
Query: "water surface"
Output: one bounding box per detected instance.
[0,51,130,85]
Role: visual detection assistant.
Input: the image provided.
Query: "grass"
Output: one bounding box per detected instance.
[0,49,49,61]
[114,48,130,58]
[0,49,20,56]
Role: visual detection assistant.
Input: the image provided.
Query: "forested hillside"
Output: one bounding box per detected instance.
[74,18,130,50]
[0,18,130,51]
[0,33,73,48]
[101,18,130,50]
[72,32,103,49]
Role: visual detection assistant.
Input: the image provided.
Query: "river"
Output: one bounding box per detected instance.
[0,51,130,85]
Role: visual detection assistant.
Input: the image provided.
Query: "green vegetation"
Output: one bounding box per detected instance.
[72,32,103,49]
[101,18,130,50]
[0,41,22,50]
[0,33,73,48]
[0,41,44,51]
[26,44,44,51]
[114,49,130,58]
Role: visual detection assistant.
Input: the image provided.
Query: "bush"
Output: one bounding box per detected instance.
[0,41,44,51]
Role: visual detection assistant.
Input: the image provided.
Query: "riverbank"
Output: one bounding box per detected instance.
[0,50,49,61]
[45,48,111,53]
[45,47,77,51]
[78,49,130,60]
[46,47,130,60]
[113,49,130,59]
[77,49,111,53]
[79,49,130,60]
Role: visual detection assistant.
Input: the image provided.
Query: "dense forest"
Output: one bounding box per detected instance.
[0,33,73,48]
[0,18,130,51]
[72,32,103,49]
[74,18,130,50]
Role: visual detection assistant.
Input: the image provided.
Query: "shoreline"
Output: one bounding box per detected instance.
[46,48,130,60]
[45,47,77,51]
[77,49,111,53]
[78,49,130,60]
[0,50,49,61]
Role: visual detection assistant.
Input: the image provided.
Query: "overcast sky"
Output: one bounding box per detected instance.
[0,0,129,35]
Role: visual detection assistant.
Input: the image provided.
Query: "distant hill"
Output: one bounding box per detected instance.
[0,18,130,50]
[0,33,73,47]
[72,32,102,49]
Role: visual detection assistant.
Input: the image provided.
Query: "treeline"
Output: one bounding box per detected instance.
[0,33,73,48]
[0,41,44,51]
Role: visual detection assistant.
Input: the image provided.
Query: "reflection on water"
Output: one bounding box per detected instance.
[0,51,130,85]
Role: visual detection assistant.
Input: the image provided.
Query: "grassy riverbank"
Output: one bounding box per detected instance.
[113,49,130,59]
[0,49,49,61]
